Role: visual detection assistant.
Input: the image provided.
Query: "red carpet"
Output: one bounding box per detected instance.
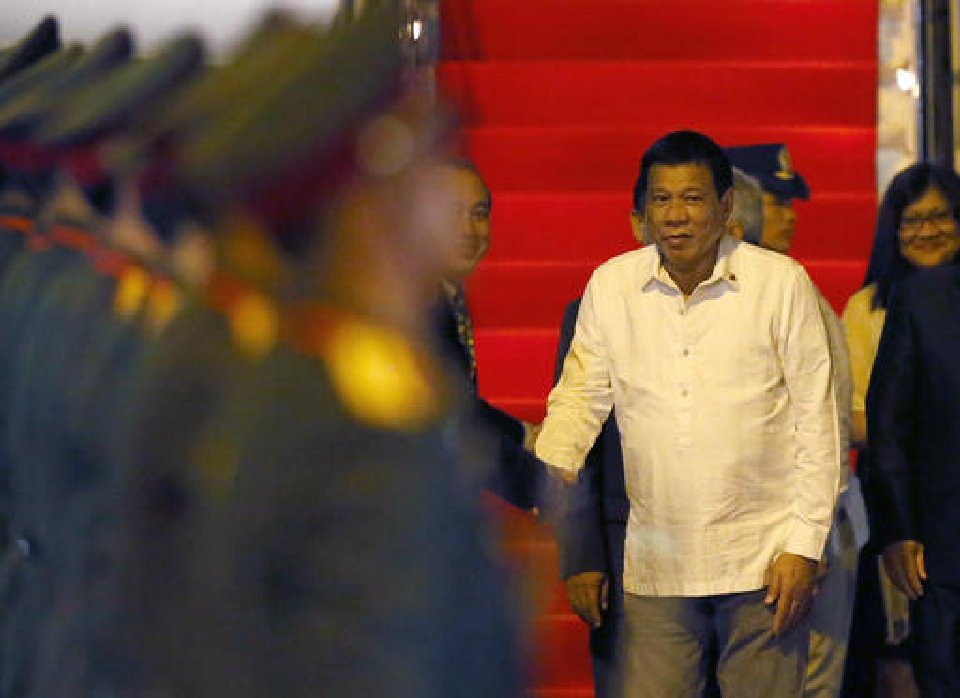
[440,1,878,694]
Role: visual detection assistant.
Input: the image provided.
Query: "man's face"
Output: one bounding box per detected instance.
[760,192,797,253]
[441,165,491,280]
[898,186,960,268]
[643,162,731,275]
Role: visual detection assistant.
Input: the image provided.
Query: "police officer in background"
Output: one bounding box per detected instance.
[725,144,869,698]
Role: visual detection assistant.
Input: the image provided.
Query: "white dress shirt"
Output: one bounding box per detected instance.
[537,236,841,596]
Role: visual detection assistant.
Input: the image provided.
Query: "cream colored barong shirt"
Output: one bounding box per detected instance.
[536,236,841,597]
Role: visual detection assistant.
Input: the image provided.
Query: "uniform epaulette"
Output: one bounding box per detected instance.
[144,276,183,334]
[290,308,445,431]
[228,290,278,359]
[206,272,279,359]
[112,263,152,320]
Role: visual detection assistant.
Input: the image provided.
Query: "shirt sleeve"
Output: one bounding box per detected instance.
[818,295,852,482]
[841,288,876,415]
[535,272,614,478]
[778,266,842,560]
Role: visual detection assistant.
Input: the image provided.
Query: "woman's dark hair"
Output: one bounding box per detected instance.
[633,130,732,213]
[863,162,960,309]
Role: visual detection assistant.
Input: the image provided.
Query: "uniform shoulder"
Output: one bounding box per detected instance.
[317,315,448,431]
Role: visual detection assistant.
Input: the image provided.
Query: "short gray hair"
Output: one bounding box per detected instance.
[730,167,763,244]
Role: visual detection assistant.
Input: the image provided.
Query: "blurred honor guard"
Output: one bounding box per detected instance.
[98,6,522,697]
[9,34,206,696]
[0,15,60,263]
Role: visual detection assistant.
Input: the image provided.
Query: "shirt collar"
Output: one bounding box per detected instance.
[641,235,742,294]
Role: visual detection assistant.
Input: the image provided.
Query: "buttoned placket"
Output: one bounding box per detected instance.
[677,293,695,448]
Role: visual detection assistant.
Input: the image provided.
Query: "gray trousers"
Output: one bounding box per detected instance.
[622,589,808,697]
[805,513,859,697]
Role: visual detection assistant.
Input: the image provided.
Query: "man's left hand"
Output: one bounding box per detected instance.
[764,552,818,636]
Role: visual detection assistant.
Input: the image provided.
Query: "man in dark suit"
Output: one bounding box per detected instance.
[548,192,650,696]
[866,263,960,696]
[553,297,628,698]
[434,158,545,511]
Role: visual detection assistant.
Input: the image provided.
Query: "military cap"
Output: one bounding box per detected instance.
[134,13,306,146]
[0,28,134,139]
[27,35,203,214]
[0,46,84,111]
[36,33,205,149]
[724,143,810,201]
[127,23,319,243]
[0,48,84,185]
[0,16,60,84]
[174,4,411,242]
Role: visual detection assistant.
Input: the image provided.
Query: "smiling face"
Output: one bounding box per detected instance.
[642,162,732,286]
[440,164,491,280]
[898,186,960,268]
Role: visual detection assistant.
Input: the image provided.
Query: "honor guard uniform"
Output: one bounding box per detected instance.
[0,49,100,690]
[3,35,206,696]
[110,6,522,696]
[0,14,61,275]
[0,12,60,270]
[69,26,305,696]
[0,32,131,695]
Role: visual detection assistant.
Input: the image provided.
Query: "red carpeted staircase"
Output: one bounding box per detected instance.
[439,2,878,695]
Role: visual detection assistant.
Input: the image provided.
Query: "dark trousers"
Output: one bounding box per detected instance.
[841,546,894,697]
[913,583,960,697]
[591,523,625,698]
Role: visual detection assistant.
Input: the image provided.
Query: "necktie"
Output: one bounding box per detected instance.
[448,284,477,393]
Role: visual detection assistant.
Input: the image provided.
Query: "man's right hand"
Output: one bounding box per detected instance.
[882,540,926,600]
[565,571,608,628]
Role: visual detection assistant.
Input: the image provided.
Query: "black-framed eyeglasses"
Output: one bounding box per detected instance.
[899,209,956,237]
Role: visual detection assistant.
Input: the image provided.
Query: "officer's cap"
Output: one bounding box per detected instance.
[175,4,410,240]
[36,33,204,148]
[0,48,84,181]
[0,47,84,111]
[0,16,60,84]
[724,143,810,201]
[0,29,134,138]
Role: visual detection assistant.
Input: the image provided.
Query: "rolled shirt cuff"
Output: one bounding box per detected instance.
[783,518,830,561]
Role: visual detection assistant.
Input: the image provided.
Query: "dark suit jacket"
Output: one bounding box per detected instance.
[432,290,544,510]
[866,265,960,583]
[553,298,628,580]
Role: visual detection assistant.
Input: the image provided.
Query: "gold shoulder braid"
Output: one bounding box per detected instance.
[113,265,152,320]
[229,290,279,359]
[144,277,184,334]
[320,317,445,431]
